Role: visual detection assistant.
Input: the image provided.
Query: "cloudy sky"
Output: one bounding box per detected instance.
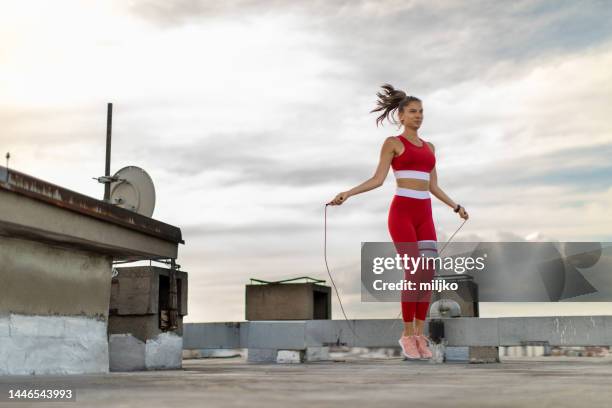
[2,0,612,322]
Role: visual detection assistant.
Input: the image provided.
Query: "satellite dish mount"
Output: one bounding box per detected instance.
[93,103,156,217]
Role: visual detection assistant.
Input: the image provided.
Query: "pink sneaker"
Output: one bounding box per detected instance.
[398,335,421,359]
[415,335,433,359]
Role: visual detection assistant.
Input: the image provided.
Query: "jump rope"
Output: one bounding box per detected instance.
[323,202,468,343]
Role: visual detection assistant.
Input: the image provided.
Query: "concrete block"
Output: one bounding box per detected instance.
[145,332,183,370]
[109,334,146,371]
[111,267,188,316]
[110,269,156,315]
[469,346,499,363]
[247,348,278,363]
[277,350,304,364]
[444,346,499,363]
[305,346,329,362]
[109,266,188,353]
[445,346,469,362]
[110,332,183,371]
[246,283,331,320]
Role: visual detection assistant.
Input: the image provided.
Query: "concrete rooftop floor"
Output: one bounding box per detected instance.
[2,356,612,407]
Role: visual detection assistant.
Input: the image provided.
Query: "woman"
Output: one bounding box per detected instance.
[328,84,469,360]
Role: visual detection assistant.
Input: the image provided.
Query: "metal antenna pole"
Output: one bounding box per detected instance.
[104,103,113,202]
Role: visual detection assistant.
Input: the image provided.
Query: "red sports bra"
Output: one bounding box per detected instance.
[391,135,436,181]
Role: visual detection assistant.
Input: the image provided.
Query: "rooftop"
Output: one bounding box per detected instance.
[2,356,611,407]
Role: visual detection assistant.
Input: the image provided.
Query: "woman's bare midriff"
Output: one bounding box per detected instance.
[396,179,429,191]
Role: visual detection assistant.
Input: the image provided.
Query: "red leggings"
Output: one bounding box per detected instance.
[387,192,438,322]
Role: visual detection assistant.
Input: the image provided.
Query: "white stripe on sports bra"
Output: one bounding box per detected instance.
[394,170,430,181]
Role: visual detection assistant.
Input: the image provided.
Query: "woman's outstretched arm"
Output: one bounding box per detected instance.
[428,143,469,220]
[328,137,396,205]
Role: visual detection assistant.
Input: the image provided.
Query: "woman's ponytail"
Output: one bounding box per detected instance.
[370,84,420,127]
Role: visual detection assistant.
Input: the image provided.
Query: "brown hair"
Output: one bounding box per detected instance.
[370,84,421,127]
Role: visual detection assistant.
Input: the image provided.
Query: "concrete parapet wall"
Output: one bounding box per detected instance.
[185,316,612,350]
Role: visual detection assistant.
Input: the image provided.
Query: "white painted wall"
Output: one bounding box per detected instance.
[0,314,109,375]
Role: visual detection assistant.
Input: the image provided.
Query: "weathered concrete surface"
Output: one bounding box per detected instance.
[0,236,111,317]
[109,267,188,317]
[108,266,188,342]
[0,166,183,257]
[145,332,183,369]
[0,188,179,260]
[0,314,108,375]
[109,333,183,371]
[1,357,612,407]
[108,334,146,371]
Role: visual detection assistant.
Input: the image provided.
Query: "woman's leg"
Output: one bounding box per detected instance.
[388,195,419,336]
[415,240,437,328]
[412,202,438,335]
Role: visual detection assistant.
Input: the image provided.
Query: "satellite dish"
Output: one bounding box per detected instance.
[109,166,156,217]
